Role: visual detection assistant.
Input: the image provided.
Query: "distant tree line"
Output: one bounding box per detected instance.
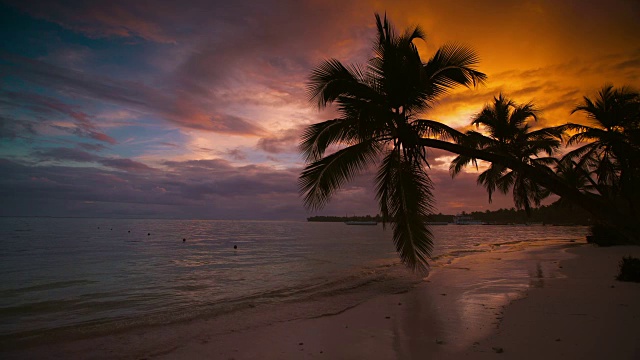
[309,201,593,225]
[307,214,383,222]
[430,202,594,225]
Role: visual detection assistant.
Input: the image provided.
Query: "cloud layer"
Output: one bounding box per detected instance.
[1,0,639,218]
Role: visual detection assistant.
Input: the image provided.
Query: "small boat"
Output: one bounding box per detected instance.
[345,221,378,225]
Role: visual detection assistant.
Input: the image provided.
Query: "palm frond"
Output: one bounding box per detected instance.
[336,95,393,138]
[465,130,494,149]
[413,119,466,142]
[565,126,618,147]
[513,177,534,214]
[508,102,538,129]
[449,154,477,177]
[375,150,434,272]
[496,170,515,194]
[561,142,598,163]
[299,140,381,210]
[375,150,397,225]
[557,122,593,134]
[477,163,508,202]
[307,59,368,109]
[402,24,426,44]
[523,139,562,157]
[526,126,564,142]
[299,119,355,162]
[531,156,558,166]
[375,13,394,48]
[423,43,487,99]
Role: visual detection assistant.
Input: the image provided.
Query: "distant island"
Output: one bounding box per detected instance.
[308,214,383,223]
[308,202,594,225]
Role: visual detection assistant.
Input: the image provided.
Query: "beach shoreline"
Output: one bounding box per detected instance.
[458,244,640,359]
[4,240,639,359]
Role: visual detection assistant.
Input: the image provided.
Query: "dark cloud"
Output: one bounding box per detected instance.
[31,147,155,173]
[209,114,265,136]
[256,128,300,154]
[5,0,184,43]
[33,147,101,163]
[0,156,306,219]
[612,51,640,74]
[77,142,108,152]
[223,148,247,161]
[0,116,37,139]
[0,52,264,136]
[0,148,525,219]
[0,89,117,144]
[98,158,156,172]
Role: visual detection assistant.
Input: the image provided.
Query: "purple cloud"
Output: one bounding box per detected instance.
[0,53,264,136]
[1,89,117,144]
[256,128,301,154]
[98,158,156,172]
[33,147,101,163]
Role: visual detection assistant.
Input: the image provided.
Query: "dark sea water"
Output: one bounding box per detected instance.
[0,218,588,347]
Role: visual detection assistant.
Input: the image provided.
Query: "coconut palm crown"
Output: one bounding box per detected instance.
[450,94,563,214]
[560,85,640,214]
[299,14,486,271]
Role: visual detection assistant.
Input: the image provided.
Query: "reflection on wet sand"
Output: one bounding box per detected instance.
[389,241,578,357]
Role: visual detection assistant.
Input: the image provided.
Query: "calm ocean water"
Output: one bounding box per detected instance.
[0,217,588,346]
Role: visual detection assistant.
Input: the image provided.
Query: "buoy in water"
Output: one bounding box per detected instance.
[234,245,237,249]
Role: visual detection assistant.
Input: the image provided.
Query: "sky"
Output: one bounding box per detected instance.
[1,0,639,219]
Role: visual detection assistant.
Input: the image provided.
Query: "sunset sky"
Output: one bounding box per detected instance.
[1,0,639,219]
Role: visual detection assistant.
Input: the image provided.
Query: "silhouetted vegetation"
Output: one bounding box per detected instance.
[466,202,594,225]
[309,201,593,225]
[299,14,640,270]
[307,214,382,222]
[299,13,486,271]
[587,224,630,246]
[450,94,561,215]
[616,256,640,282]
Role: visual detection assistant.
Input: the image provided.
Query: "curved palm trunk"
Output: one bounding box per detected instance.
[419,138,639,242]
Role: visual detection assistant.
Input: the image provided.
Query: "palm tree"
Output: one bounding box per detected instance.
[450,95,563,215]
[553,159,599,206]
[560,85,640,215]
[299,14,486,271]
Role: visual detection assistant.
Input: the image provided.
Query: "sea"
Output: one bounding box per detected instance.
[0,217,589,348]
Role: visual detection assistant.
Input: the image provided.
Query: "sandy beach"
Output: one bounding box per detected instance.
[5,241,639,359]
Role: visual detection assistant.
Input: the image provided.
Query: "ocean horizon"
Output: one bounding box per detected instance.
[0,217,589,349]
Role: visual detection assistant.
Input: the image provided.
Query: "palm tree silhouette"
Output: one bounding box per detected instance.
[560,85,640,215]
[450,94,563,215]
[300,16,639,268]
[299,14,486,271]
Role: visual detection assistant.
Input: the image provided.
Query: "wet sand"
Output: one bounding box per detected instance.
[5,241,639,359]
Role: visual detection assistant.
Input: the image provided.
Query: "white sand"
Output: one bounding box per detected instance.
[5,241,640,359]
[458,245,640,359]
